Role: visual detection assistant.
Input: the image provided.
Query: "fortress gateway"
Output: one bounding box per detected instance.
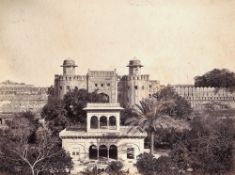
[54,59,235,109]
[54,59,160,107]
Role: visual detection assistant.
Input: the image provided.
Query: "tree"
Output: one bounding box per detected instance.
[170,114,235,175]
[194,68,235,91]
[189,116,234,174]
[106,161,125,175]
[41,88,108,135]
[136,153,179,175]
[0,112,73,175]
[125,98,189,154]
[136,153,158,175]
[153,86,192,119]
[41,96,67,136]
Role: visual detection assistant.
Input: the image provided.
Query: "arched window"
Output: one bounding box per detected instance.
[109,116,116,129]
[109,145,117,160]
[89,145,98,160]
[99,145,108,160]
[0,118,2,125]
[100,116,107,129]
[127,147,134,159]
[90,116,98,129]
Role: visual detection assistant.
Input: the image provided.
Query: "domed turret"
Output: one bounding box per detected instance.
[127,58,143,76]
[127,59,143,68]
[61,59,77,75]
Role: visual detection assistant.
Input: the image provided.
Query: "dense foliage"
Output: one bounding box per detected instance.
[125,86,191,154]
[106,161,125,175]
[194,68,235,91]
[136,153,179,175]
[0,112,72,175]
[153,86,192,119]
[41,88,108,135]
[136,114,235,175]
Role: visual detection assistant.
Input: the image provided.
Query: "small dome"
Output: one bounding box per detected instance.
[61,59,77,67]
[127,59,143,67]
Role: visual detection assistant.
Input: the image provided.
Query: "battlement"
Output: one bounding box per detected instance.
[55,75,87,81]
[88,70,117,77]
[174,85,235,97]
[126,74,150,81]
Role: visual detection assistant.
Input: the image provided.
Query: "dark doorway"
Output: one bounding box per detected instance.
[109,145,117,160]
[89,145,98,160]
[99,145,108,160]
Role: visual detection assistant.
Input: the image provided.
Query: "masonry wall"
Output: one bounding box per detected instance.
[174,85,235,109]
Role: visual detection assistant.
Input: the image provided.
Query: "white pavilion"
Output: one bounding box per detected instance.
[59,103,147,174]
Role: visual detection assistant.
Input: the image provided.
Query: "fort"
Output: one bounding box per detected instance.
[54,59,235,109]
[54,59,161,107]
[54,59,160,108]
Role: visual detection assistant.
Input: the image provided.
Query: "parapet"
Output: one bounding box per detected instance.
[88,70,117,77]
[84,103,123,111]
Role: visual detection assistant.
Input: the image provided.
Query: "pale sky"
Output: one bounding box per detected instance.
[0,0,235,87]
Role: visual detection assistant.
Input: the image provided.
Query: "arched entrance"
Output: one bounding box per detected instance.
[99,145,108,160]
[109,145,117,160]
[89,145,98,160]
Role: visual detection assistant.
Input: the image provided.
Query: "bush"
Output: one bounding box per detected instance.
[136,153,158,175]
[136,153,185,175]
[106,161,124,175]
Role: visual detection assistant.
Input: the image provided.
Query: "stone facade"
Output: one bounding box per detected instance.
[174,85,235,110]
[54,59,160,107]
[54,59,235,110]
[0,80,48,124]
[59,103,147,174]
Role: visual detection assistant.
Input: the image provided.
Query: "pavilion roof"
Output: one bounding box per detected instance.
[59,126,147,138]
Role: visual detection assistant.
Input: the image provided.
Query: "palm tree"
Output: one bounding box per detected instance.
[126,98,189,154]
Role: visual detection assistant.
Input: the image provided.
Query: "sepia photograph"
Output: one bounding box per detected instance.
[0,0,235,174]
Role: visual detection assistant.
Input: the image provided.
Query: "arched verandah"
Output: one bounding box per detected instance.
[100,116,108,129]
[90,116,98,129]
[89,145,98,160]
[99,145,108,160]
[109,145,117,160]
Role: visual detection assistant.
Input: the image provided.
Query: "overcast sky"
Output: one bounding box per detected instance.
[0,0,235,87]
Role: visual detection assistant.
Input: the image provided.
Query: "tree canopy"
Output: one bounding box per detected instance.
[0,112,72,175]
[153,86,192,119]
[194,68,235,90]
[41,88,109,135]
[123,86,192,154]
[136,114,235,175]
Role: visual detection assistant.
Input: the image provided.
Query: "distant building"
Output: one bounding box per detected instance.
[54,59,235,110]
[0,80,48,124]
[54,59,160,107]
[174,85,235,110]
[60,103,147,173]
